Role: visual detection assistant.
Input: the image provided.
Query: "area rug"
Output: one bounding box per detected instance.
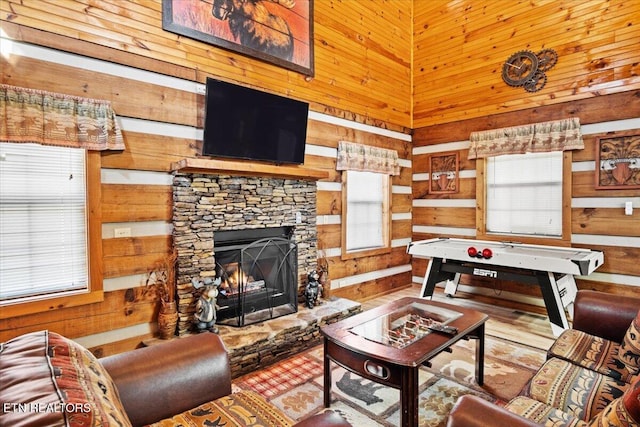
[232,336,546,426]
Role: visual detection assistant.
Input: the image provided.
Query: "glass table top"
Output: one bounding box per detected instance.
[348,302,463,349]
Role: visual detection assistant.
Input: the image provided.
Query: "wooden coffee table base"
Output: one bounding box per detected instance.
[322,299,486,427]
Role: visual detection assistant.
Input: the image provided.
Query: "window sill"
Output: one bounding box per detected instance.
[0,290,104,319]
[341,246,391,261]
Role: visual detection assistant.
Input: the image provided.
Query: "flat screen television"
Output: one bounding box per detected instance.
[202,78,309,165]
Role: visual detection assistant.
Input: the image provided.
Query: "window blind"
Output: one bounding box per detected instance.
[0,142,88,302]
[486,151,562,237]
[346,171,384,251]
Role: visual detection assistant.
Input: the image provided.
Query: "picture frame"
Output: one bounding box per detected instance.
[162,0,314,76]
[595,132,640,190]
[428,152,459,194]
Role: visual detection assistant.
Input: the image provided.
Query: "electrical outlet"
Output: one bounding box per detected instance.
[295,211,302,224]
[114,227,131,238]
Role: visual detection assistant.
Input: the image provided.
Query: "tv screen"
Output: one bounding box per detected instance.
[202,78,309,165]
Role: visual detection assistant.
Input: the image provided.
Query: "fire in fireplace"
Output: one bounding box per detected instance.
[213,226,298,326]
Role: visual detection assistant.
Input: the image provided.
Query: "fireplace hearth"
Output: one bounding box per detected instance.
[214,227,298,326]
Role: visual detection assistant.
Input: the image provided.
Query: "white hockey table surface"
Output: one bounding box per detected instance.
[408,238,603,276]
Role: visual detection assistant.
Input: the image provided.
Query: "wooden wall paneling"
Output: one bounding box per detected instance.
[101,184,172,223]
[392,193,412,213]
[317,223,341,251]
[578,280,640,299]
[101,132,198,172]
[572,208,640,237]
[573,244,640,277]
[316,190,341,216]
[329,271,413,301]
[413,206,476,228]
[0,289,156,343]
[329,247,410,280]
[396,163,414,185]
[307,118,411,154]
[88,335,153,359]
[412,178,476,200]
[392,220,412,241]
[0,21,196,82]
[573,171,640,198]
[1,56,198,127]
[103,236,172,278]
[412,90,640,146]
[2,0,412,128]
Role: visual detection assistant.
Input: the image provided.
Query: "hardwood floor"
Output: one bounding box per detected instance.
[358,284,556,351]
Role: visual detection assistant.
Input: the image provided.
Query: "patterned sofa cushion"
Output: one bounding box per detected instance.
[0,330,132,427]
[505,396,588,427]
[617,310,640,377]
[147,390,294,427]
[548,328,636,383]
[526,357,630,421]
[588,376,640,427]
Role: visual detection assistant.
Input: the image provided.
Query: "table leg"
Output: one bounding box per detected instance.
[323,338,331,407]
[474,323,485,386]
[400,366,419,427]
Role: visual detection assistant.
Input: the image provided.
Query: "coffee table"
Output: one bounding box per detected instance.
[320,297,488,427]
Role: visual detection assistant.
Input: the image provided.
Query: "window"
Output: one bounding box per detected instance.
[0,142,102,314]
[342,170,391,258]
[479,150,570,243]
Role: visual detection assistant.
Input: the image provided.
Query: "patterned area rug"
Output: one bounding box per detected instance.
[232,335,546,426]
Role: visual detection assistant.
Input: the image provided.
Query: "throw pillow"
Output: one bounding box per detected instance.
[588,376,640,426]
[617,310,640,376]
[0,330,132,427]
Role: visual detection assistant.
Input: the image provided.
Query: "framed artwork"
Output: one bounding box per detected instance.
[428,152,459,194]
[162,0,314,76]
[595,132,640,190]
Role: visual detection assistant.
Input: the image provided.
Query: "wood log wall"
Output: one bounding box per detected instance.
[1,0,638,354]
[412,94,640,311]
[411,0,640,313]
[0,0,412,354]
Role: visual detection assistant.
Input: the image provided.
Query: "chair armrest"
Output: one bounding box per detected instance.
[101,333,232,427]
[446,395,540,427]
[573,290,640,342]
[294,411,352,426]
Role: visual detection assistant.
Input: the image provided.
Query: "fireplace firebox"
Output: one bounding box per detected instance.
[214,226,298,327]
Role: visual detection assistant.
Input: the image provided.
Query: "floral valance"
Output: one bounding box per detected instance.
[468,117,583,159]
[336,141,400,175]
[0,84,124,151]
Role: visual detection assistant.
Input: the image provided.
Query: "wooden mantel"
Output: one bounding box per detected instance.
[171,158,329,181]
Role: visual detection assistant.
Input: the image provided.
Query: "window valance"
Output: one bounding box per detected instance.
[0,84,124,151]
[468,117,583,159]
[336,141,400,175]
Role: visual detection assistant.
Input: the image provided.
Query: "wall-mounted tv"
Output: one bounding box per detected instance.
[202,78,309,165]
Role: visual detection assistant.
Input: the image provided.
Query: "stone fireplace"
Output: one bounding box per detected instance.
[172,172,318,335]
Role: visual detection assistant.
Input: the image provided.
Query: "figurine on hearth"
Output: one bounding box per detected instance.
[193,277,222,333]
[305,269,322,309]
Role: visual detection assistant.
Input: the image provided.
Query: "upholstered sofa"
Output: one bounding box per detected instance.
[0,330,351,427]
[447,290,640,427]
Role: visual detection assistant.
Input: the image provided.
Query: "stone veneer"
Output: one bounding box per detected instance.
[220,297,361,378]
[172,173,318,335]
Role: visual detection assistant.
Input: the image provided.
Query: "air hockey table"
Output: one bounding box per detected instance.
[407,237,604,336]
